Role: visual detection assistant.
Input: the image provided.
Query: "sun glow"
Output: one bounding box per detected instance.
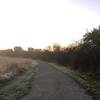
[0,0,100,49]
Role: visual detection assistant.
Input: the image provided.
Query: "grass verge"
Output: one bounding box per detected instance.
[0,62,38,100]
[50,63,100,100]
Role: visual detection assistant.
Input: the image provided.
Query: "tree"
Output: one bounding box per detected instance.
[14,46,23,52]
[52,43,61,52]
[80,26,100,71]
[83,26,100,46]
[28,47,35,52]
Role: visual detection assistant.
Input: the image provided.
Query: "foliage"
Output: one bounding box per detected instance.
[0,26,100,75]
[0,67,35,100]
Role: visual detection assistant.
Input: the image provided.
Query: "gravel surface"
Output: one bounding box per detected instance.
[20,61,92,100]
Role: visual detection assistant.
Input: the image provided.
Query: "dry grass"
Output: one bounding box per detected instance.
[0,56,33,80]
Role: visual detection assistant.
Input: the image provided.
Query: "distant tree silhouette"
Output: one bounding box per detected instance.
[52,43,61,52]
[28,47,35,52]
[0,25,100,76]
[14,46,23,52]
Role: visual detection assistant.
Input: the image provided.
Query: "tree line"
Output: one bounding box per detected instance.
[0,26,100,76]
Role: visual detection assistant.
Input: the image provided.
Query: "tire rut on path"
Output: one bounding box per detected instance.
[20,61,92,100]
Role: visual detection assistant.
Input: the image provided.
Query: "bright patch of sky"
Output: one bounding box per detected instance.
[0,0,100,49]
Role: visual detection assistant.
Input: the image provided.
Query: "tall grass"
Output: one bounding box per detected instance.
[0,56,33,80]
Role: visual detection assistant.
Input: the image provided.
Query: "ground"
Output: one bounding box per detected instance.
[20,61,92,100]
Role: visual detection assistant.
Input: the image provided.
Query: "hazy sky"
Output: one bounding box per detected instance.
[0,0,100,49]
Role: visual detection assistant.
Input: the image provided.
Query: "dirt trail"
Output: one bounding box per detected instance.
[20,61,92,100]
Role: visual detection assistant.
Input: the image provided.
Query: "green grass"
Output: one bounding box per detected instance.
[50,63,100,100]
[80,73,100,100]
[0,66,37,100]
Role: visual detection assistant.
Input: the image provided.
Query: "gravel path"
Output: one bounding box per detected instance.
[20,61,92,100]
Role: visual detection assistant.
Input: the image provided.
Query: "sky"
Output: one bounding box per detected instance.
[0,0,100,49]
